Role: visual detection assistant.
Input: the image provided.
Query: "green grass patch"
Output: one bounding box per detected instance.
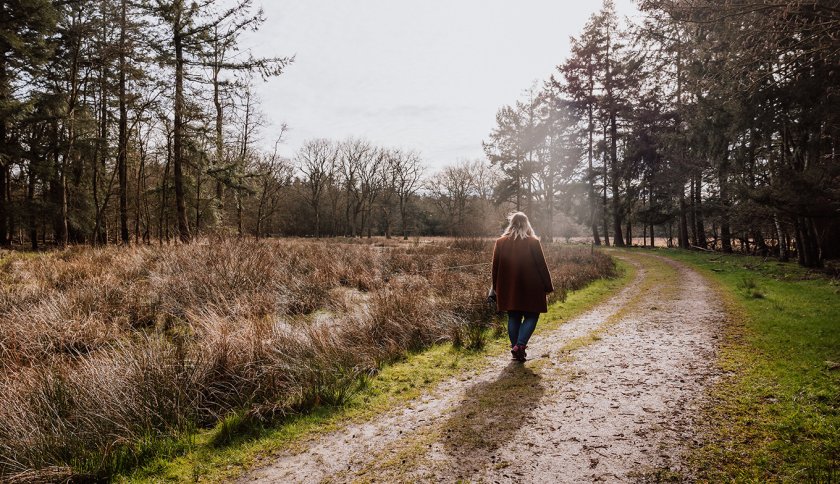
[118,255,634,483]
[650,248,840,482]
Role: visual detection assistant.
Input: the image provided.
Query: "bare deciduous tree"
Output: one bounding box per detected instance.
[390,149,424,240]
[427,160,477,236]
[297,138,337,237]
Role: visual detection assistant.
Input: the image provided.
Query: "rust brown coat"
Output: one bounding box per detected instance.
[491,235,554,313]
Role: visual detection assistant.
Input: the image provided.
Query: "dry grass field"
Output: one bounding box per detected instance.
[0,237,615,481]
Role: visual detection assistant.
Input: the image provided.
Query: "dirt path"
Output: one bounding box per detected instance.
[241,252,724,483]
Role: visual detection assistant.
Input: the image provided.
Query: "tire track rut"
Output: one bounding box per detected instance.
[242,252,723,483]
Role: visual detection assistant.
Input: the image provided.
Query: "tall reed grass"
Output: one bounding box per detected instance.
[0,237,614,481]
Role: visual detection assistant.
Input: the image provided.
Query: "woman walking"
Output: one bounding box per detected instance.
[489,212,554,362]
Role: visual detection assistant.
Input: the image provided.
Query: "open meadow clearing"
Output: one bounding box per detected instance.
[0,238,615,481]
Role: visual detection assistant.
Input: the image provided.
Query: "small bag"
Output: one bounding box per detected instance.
[487,287,497,304]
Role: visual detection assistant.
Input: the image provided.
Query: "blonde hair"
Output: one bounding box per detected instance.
[501,212,538,240]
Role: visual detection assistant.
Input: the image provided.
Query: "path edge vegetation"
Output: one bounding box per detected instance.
[649,248,839,482]
[117,253,635,482]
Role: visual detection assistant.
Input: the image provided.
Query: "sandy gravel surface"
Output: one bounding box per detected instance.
[241,252,724,483]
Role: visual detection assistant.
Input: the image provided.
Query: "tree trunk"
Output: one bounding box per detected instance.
[400,197,409,240]
[212,27,225,224]
[344,191,352,237]
[545,149,554,243]
[604,22,623,247]
[678,187,690,249]
[641,190,646,247]
[256,192,264,239]
[587,85,600,245]
[688,176,698,246]
[719,155,732,253]
[602,126,610,246]
[668,221,673,247]
[0,161,7,246]
[515,158,521,211]
[212,30,225,223]
[173,25,190,243]
[314,204,320,238]
[625,217,631,246]
[0,48,7,245]
[194,168,202,231]
[795,217,822,268]
[647,185,655,247]
[650,222,655,247]
[158,131,172,245]
[694,174,706,248]
[754,229,769,256]
[93,53,108,245]
[774,214,789,262]
[118,0,129,244]
[50,121,67,245]
[610,112,624,246]
[360,202,368,238]
[135,126,150,243]
[27,168,37,250]
[236,192,243,237]
[58,126,72,248]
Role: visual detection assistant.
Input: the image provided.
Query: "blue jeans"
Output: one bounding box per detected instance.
[507,311,539,347]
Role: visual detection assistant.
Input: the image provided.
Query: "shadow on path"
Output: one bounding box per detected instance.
[440,361,545,478]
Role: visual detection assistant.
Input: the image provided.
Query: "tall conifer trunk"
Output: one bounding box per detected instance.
[678,187,690,249]
[118,0,129,244]
[694,175,706,248]
[610,112,624,246]
[173,7,190,243]
[588,101,600,245]
[0,121,7,246]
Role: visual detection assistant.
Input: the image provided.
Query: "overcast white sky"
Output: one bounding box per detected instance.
[243,1,639,169]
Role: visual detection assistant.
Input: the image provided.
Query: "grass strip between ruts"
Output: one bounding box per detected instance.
[119,256,635,483]
[648,248,840,482]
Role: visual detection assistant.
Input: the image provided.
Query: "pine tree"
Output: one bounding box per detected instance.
[144,0,290,242]
[0,0,59,245]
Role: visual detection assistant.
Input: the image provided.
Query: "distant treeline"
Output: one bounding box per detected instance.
[1,1,838,266]
[484,0,839,267]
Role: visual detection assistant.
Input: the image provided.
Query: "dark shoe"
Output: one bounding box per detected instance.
[511,345,520,360]
[512,345,527,362]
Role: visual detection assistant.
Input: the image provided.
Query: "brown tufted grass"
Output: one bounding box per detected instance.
[0,237,614,481]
